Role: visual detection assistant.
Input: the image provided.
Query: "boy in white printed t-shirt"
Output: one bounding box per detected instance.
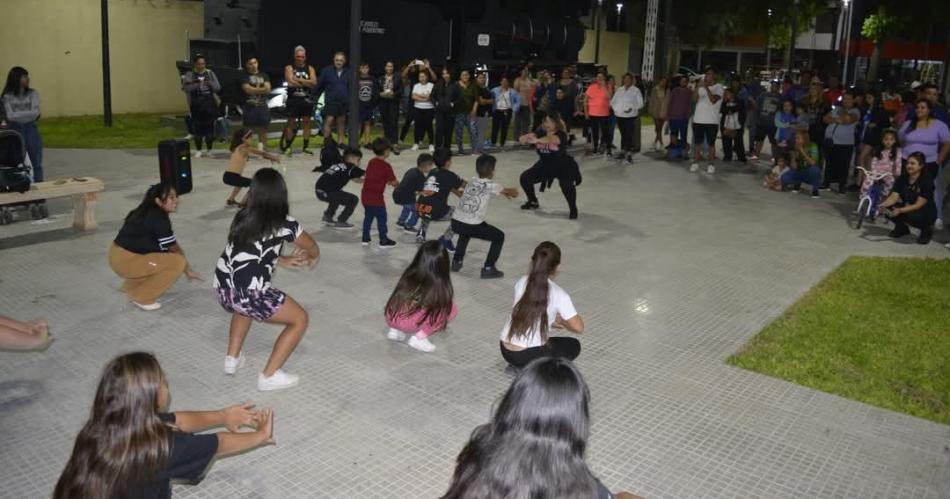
[449,154,518,279]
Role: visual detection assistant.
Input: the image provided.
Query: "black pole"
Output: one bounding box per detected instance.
[101,0,113,127]
[347,0,362,149]
[594,5,601,65]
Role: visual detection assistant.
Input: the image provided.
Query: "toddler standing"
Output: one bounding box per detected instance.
[360,138,399,248]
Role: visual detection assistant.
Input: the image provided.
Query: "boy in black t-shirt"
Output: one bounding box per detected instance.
[315,148,365,228]
[416,148,465,245]
[394,153,434,232]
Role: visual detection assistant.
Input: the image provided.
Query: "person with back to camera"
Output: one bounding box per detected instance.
[415,147,466,245]
[384,240,458,353]
[53,352,274,499]
[879,151,937,244]
[109,183,203,311]
[499,241,585,368]
[440,356,643,499]
[214,168,320,391]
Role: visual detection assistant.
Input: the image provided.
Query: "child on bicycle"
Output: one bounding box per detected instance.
[860,129,899,203]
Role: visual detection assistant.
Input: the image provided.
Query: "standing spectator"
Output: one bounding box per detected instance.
[376,61,403,153]
[513,67,536,139]
[824,75,843,106]
[490,76,520,148]
[533,70,556,130]
[720,87,747,162]
[690,66,724,173]
[739,73,763,158]
[399,59,435,144]
[857,91,891,178]
[182,55,221,158]
[280,46,317,156]
[898,99,950,182]
[753,80,783,161]
[921,83,950,125]
[801,78,829,162]
[409,70,435,151]
[584,72,612,156]
[356,63,377,148]
[667,75,693,156]
[556,68,579,140]
[452,69,481,155]
[920,83,950,229]
[474,72,494,151]
[647,76,669,151]
[2,66,43,182]
[880,152,937,244]
[240,56,272,151]
[433,67,455,150]
[316,51,350,144]
[822,90,861,193]
[611,73,644,164]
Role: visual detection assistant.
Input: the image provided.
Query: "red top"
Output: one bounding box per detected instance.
[361,157,396,206]
[824,88,843,106]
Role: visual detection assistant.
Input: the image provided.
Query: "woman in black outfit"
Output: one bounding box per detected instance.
[181,55,221,157]
[518,115,581,219]
[433,67,456,150]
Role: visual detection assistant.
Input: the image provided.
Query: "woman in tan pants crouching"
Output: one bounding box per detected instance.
[109,183,202,310]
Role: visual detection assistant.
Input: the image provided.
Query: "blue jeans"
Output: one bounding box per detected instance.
[9,121,43,182]
[668,119,688,147]
[781,166,822,189]
[362,205,388,240]
[454,114,479,152]
[397,204,418,228]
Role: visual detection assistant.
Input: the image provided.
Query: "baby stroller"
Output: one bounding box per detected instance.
[0,128,47,224]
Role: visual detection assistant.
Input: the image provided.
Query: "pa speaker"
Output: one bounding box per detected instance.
[158,139,193,195]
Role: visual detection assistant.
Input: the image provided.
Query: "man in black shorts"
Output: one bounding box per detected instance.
[241,56,272,151]
[282,46,317,156]
[316,52,350,144]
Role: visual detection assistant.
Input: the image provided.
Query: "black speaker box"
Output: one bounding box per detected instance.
[158,139,193,195]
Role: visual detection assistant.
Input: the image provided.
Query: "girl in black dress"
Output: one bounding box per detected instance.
[518,114,582,219]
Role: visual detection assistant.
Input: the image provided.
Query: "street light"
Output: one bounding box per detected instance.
[841,0,853,85]
[616,3,624,31]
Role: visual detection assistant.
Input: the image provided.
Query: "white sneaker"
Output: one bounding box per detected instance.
[131,300,161,311]
[689,163,699,172]
[257,369,299,391]
[408,335,436,352]
[224,352,246,375]
[935,219,945,231]
[428,145,435,153]
[257,142,265,152]
[706,164,716,174]
[193,150,203,158]
[184,134,194,140]
[386,328,407,341]
[410,144,419,151]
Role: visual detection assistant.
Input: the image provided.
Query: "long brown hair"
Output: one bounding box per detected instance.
[385,240,454,330]
[54,352,170,499]
[508,242,561,343]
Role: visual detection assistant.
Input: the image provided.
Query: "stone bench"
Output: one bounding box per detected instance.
[0,177,105,230]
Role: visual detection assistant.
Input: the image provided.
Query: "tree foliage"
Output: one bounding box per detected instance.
[861,7,899,44]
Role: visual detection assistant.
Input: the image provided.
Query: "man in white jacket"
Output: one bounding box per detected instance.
[611,73,644,164]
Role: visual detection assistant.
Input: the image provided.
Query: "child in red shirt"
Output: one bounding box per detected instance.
[361,138,399,247]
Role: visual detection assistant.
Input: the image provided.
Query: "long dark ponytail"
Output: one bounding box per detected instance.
[228,168,289,245]
[385,240,454,330]
[508,241,561,343]
[125,183,176,223]
[54,352,170,499]
[440,357,598,499]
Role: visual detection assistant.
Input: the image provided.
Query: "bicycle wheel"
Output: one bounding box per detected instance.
[853,197,870,229]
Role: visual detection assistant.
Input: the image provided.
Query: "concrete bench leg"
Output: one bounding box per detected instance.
[72,192,98,230]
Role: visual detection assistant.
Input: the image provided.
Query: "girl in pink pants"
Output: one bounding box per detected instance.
[384,240,457,352]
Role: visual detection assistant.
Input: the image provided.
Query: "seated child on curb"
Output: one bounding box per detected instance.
[450,154,519,280]
[225,128,280,206]
[394,153,434,232]
[360,138,399,248]
[315,147,364,229]
[762,162,790,191]
[384,240,457,353]
[416,147,465,245]
[781,129,823,197]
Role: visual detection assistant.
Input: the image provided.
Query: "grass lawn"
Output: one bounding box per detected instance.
[728,256,950,425]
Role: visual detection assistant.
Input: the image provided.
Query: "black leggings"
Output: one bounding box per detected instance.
[824,144,854,192]
[400,106,416,141]
[520,165,578,215]
[191,98,217,151]
[413,108,434,145]
[500,338,581,368]
[379,99,399,144]
[316,189,358,222]
[492,109,512,146]
[589,115,609,150]
[435,109,454,149]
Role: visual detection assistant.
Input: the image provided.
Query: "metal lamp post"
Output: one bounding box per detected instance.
[841,0,853,85]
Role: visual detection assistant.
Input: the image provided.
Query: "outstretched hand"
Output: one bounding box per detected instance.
[278,254,310,269]
[185,268,205,282]
[255,408,275,445]
[222,401,257,432]
[502,187,519,199]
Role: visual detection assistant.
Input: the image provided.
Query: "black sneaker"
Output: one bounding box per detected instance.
[332,221,354,230]
[379,238,397,248]
[888,226,910,238]
[480,267,504,279]
[521,201,539,210]
[322,215,335,225]
[361,238,371,246]
[396,220,405,228]
[568,209,578,220]
[451,259,463,272]
[811,189,820,198]
[917,229,933,245]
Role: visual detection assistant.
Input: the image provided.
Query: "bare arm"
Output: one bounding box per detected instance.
[214,408,274,457]
[938,141,950,165]
[167,243,202,281]
[299,66,318,88]
[292,231,320,268]
[555,314,585,334]
[284,66,298,87]
[878,191,901,209]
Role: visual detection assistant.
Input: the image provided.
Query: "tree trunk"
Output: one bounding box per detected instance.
[867,42,881,82]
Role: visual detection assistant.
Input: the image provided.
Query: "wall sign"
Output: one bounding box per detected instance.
[477,34,490,46]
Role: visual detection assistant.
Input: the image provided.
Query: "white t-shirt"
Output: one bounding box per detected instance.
[453,177,502,225]
[412,82,434,109]
[500,276,578,349]
[692,83,724,124]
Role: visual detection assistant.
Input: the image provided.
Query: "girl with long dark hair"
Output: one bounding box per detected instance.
[2,66,44,183]
[859,129,900,207]
[109,183,203,311]
[898,98,950,182]
[214,168,320,391]
[54,352,274,499]
[518,115,582,219]
[880,152,938,244]
[499,242,584,368]
[384,240,458,352]
[441,357,640,499]
[225,127,280,206]
[857,91,891,176]
[433,68,456,150]
[181,55,221,158]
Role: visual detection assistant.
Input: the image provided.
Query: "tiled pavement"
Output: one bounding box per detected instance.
[0,141,948,498]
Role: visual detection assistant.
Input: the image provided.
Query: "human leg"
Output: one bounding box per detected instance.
[559,176,578,218]
[400,106,415,142]
[520,166,542,204]
[261,295,308,377]
[336,191,359,223]
[226,312,253,358]
[108,244,186,305]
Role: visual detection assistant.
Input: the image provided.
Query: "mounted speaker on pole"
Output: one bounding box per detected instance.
[158,139,193,195]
